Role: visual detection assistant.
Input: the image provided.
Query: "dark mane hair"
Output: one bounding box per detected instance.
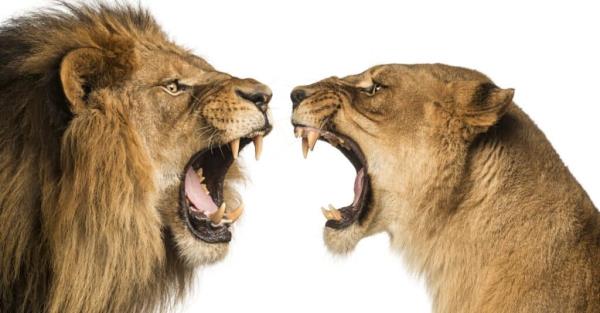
[0,3,192,313]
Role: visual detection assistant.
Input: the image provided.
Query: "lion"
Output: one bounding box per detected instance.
[291,64,600,313]
[0,3,271,313]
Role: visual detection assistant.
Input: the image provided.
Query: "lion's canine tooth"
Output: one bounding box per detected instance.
[302,137,309,159]
[230,138,240,159]
[253,135,263,161]
[224,204,244,223]
[209,202,226,224]
[307,130,319,151]
[201,183,209,195]
[195,168,204,182]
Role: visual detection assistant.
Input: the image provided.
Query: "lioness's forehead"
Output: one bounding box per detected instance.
[342,63,491,86]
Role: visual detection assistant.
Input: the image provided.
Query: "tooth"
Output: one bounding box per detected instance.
[302,137,309,159]
[328,204,342,221]
[295,127,304,138]
[253,135,263,161]
[201,183,209,194]
[230,139,240,159]
[209,202,226,224]
[196,168,204,182]
[321,207,332,220]
[224,204,244,223]
[307,130,319,151]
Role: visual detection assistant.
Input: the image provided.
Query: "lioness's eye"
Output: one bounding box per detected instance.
[361,82,383,96]
[162,80,186,96]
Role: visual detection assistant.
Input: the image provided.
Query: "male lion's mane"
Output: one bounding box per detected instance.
[0,4,193,313]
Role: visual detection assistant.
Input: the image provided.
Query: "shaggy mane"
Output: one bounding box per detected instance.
[0,3,193,313]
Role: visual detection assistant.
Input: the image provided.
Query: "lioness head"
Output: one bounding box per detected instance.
[1,4,271,312]
[291,64,513,253]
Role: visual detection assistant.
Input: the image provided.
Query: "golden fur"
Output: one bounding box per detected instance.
[0,4,270,313]
[292,64,600,312]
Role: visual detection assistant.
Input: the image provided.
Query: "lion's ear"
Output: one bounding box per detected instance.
[59,47,134,110]
[449,81,514,135]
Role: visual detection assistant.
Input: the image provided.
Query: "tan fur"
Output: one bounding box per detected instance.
[292,64,600,313]
[0,4,269,313]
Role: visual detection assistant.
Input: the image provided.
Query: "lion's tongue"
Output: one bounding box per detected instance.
[353,168,365,206]
[185,167,218,215]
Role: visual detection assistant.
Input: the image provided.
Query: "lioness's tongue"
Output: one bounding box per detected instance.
[185,167,218,215]
[352,168,365,206]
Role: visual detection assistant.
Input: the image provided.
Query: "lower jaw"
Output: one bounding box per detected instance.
[325,172,372,230]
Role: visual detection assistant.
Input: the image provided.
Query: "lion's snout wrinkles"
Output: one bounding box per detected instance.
[202,78,273,141]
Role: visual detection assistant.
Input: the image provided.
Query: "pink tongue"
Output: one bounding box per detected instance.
[353,168,365,206]
[185,167,218,215]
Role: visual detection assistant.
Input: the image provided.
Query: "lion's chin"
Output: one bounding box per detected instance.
[173,229,230,267]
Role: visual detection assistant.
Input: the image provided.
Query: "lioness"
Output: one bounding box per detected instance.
[0,4,271,313]
[291,64,599,313]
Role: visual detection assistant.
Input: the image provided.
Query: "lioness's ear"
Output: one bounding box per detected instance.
[60,47,134,110]
[449,81,514,134]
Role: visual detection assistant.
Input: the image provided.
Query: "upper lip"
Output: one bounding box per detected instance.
[293,123,372,229]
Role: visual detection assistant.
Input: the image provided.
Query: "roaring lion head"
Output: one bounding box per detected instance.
[0,4,271,313]
[291,64,599,312]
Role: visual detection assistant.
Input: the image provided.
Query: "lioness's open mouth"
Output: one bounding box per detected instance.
[293,125,371,229]
[179,133,264,243]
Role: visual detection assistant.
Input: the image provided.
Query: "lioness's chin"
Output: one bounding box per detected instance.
[323,223,369,254]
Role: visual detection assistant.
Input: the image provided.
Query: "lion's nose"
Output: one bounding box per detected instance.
[291,87,309,109]
[236,87,272,113]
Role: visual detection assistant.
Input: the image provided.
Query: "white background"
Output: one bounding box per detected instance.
[2,1,599,312]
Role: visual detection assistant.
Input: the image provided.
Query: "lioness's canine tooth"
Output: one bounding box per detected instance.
[302,137,309,159]
[321,207,331,220]
[307,130,319,151]
[224,204,244,223]
[253,135,263,161]
[230,138,240,160]
[330,209,342,221]
[325,204,342,221]
[209,202,226,224]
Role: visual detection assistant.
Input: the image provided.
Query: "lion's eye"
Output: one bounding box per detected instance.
[162,80,185,95]
[361,82,384,96]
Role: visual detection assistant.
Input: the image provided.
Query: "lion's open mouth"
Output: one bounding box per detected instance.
[293,125,371,229]
[179,134,264,243]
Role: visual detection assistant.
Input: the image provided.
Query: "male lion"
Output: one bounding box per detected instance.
[291,64,599,313]
[0,4,271,313]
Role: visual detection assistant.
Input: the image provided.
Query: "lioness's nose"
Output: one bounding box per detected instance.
[291,87,309,109]
[236,84,272,113]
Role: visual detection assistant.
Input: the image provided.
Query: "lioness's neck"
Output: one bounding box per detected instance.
[386,105,599,312]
